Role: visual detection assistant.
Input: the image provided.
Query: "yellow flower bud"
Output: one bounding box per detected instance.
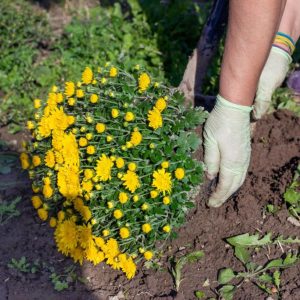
[106,135,113,142]
[90,94,98,103]
[111,108,119,118]
[128,162,136,171]
[144,251,153,260]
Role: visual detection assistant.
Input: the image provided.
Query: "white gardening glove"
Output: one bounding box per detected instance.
[253,47,292,120]
[204,95,252,207]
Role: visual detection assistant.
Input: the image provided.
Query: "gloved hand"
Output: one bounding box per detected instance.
[204,95,252,207]
[253,47,292,120]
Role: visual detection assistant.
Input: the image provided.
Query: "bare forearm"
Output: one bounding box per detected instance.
[219,0,286,106]
[278,0,300,42]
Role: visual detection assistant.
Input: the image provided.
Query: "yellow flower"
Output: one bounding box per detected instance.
[142,223,152,234]
[106,135,113,142]
[43,177,51,185]
[155,97,167,112]
[161,161,169,168]
[32,155,41,167]
[34,99,41,109]
[126,141,133,148]
[101,77,107,84]
[109,67,118,77]
[144,251,153,260]
[27,120,35,130]
[32,184,40,193]
[76,89,84,98]
[149,143,155,149]
[130,131,142,146]
[107,201,114,209]
[111,108,119,118]
[122,170,140,193]
[86,133,93,140]
[94,236,105,248]
[56,93,63,103]
[55,219,78,255]
[124,112,135,122]
[163,225,171,233]
[119,227,130,239]
[82,180,93,193]
[119,254,136,279]
[82,67,93,84]
[84,169,94,180]
[79,205,92,222]
[43,184,53,199]
[78,224,93,248]
[95,123,106,133]
[37,208,48,221]
[67,115,76,125]
[141,203,149,210]
[152,168,172,195]
[133,195,139,202]
[51,85,58,92]
[57,210,65,221]
[90,94,98,103]
[45,150,55,168]
[150,190,158,198]
[31,195,42,209]
[85,245,105,265]
[119,192,128,204]
[116,157,125,169]
[86,145,95,155]
[138,72,151,92]
[96,154,114,181]
[65,81,75,97]
[86,116,93,123]
[70,246,85,265]
[68,97,76,106]
[148,107,163,130]
[163,196,171,205]
[49,217,57,228]
[79,137,88,147]
[128,162,136,171]
[113,209,123,219]
[175,168,185,180]
[102,229,110,236]
[20,152,30,169]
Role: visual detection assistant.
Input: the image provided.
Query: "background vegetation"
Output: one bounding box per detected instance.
[0,0,299,131]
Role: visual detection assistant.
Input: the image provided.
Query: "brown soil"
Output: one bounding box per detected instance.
[0,109,299,300]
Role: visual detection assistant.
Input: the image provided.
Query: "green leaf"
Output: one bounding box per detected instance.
[284,188,300,205]
[218,268,236,284]
[258,274,273,283]
[226,233,272,248]
[265,259,283,269]
[273,270,280,289]
[195,290,206,299]
[218,285,235,300]
[234,246,250,264]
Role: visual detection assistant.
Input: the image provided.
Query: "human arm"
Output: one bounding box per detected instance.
[204,0,286,207]
[253,0,300,119]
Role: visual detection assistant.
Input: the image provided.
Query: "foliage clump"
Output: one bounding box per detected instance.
[21,64,206,278]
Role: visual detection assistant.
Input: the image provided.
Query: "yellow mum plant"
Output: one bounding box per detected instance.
[21,65,207,279]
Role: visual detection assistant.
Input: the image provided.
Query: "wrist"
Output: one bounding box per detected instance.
[217,94,253,113]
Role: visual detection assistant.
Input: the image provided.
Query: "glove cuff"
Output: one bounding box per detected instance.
[271,46,292,64]
[217,94,253,113]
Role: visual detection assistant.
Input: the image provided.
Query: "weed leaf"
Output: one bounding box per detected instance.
[218,268,236,284]
[226,233,272,247]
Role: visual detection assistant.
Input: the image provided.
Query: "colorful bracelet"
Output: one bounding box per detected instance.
[273,32,296,54]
